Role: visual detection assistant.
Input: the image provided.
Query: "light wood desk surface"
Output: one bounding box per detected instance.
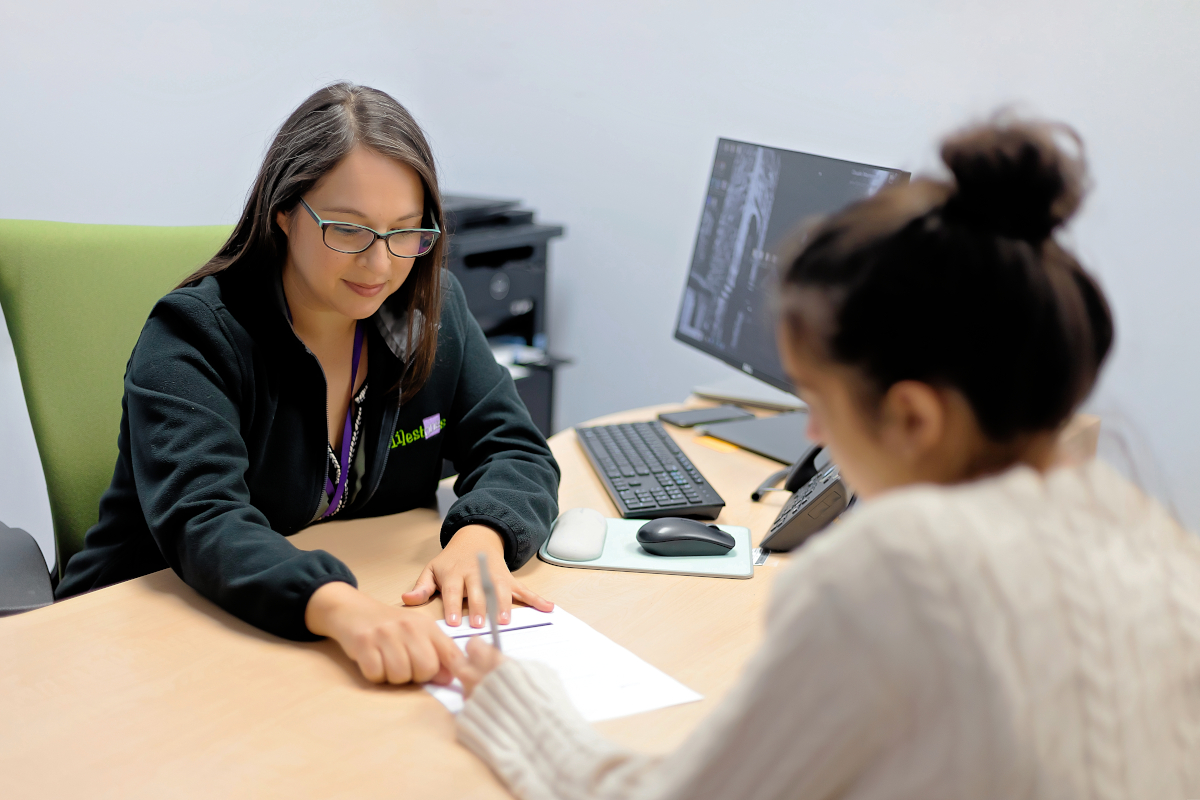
[0,403,798,799]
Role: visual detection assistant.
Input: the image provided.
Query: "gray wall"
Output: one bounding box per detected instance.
[1,1,1198,543]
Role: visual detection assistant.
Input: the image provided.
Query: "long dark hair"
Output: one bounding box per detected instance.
[181,82,446,402]
[782,117,1113,442]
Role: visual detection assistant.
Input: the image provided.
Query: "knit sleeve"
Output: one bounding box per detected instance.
[457,660,661,800]
[457,532,907,800]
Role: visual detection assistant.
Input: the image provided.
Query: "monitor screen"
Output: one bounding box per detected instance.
[674,138,909,393]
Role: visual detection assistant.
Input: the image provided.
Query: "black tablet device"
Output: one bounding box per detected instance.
[658,405,755,428]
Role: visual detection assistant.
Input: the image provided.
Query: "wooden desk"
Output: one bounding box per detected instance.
[0,404,795,799]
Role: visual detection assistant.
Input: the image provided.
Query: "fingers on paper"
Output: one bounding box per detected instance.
[512,582,554,613]
[431,630,465,677]
[348,611,462,686]
[466,638,505,674]
[456,638,504,697]
[440,573,464,627]
[495,576,514,624]
[465,572,486,628]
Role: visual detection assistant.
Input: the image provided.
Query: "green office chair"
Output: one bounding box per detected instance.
[0,220,231,580]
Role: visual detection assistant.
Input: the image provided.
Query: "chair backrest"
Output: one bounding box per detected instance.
[0,521,54,615]
[0,220,231,576]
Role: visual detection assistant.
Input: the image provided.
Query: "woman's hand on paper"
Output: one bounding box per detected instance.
[454,637,508,697]
[305,581,462,685]
[401,524,554,626]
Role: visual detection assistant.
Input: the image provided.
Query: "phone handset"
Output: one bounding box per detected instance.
[750,444,824,501]
[753,446,856,552]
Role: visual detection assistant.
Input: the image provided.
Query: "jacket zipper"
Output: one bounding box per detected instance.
[303,337,401,519]
[308,349,370,521]
[296,319,412,520]
[310,346,330,524]
[351,363,409,511]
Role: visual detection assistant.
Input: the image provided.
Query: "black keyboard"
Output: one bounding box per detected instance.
[575,421,725,519]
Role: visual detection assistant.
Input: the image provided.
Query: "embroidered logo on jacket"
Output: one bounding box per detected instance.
[391,414,446,449]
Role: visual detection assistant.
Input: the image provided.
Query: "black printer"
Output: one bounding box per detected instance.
[441,194,567,439]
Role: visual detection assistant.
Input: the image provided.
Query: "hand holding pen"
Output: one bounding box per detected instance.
[454,552,509,696]
[477,552,503,652]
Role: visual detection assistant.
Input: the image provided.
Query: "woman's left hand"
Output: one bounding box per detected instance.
[401,524,554,626]
[453,636,507,698]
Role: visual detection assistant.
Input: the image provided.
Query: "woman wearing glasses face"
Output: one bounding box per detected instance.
[56,83,558,686]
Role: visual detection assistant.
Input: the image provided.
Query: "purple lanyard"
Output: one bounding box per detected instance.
[323,320,366,518]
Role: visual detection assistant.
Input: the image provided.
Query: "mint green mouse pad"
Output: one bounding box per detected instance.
[538,519,753,579]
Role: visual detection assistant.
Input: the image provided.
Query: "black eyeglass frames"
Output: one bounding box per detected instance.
[299,198,439,258]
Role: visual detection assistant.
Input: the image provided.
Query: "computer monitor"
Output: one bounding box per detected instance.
[673,138,909,461]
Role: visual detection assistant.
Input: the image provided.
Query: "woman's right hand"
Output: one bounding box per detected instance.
[305,581,463,685]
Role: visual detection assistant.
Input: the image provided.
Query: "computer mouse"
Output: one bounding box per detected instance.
[636,517,735,557]
[546,508,607,561]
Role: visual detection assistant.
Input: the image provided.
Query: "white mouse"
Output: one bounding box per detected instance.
[546,508,607,562]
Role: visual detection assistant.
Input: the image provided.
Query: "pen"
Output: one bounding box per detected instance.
[477,552,502,652]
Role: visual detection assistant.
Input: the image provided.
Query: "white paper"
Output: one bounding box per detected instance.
[426,606,703,722]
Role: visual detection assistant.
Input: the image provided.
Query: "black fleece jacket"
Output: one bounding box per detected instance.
[55,264,560,640]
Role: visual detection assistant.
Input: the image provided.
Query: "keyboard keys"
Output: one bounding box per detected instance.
[576,420,725,519]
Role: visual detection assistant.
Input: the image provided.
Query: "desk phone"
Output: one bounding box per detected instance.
[754,445,855,551]
[759,462,854,551]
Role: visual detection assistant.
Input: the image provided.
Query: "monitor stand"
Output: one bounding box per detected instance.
[698,412,812,465]
[691,374,805,412]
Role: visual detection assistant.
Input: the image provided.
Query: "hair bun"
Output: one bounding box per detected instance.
[941,118,1087,243]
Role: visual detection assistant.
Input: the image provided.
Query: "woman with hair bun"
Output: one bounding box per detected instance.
[451,119,1200,799]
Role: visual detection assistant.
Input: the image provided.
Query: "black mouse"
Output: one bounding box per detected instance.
[636,517,735,557]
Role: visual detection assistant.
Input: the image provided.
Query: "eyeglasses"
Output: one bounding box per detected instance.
[298,197,440,258]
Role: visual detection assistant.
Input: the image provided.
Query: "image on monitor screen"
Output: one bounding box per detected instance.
[674,138,910,392]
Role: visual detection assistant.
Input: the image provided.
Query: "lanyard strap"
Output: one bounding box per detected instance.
[323,320,366,518]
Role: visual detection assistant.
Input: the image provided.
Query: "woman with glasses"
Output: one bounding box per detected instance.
[56,83,559,686]
[451,119,1200,798]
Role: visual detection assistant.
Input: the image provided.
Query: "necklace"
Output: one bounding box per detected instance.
[322,320,366,518]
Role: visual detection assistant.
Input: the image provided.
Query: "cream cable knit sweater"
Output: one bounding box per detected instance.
[458,462,1200,799]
